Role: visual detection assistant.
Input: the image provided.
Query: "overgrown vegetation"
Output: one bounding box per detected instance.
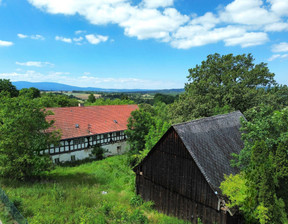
[0,94,60,180]
[1,155,185,224]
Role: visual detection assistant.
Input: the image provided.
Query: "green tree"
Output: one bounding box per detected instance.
[221,107,288,223]
[169,53,276,122]
[36,93,79,107]
[87,93,96,103]
[0,79,19,97]
[125,106,155,153]
[0,96,60,180]
[19,87,41,99]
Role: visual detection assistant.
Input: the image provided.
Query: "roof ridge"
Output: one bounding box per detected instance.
[172,111,242,127]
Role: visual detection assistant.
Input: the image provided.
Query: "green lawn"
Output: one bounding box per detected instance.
[1,155,185,224]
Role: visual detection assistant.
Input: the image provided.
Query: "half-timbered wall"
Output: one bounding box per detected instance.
[42,131,128,162]
[135,128,227,224]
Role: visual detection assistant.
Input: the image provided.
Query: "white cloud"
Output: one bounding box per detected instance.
[16,61,54,67]
[17,33,28,38]
[27,0,288,49]
[171,25,246,49]
[141,0,174,8]
[224,32,269,47]
[272,42,288,52]
[268,0,288,17]
[75,30,86,35]
[0,40,13,47]
[55,36,72,43]
[17,33,45,40]
[264,22,288,32]
[268,54,288,61]
[220,0,279,26]
[73,37,83,42]
[85,34,108,44]
[120,7,188,41]
[31,34,45,40]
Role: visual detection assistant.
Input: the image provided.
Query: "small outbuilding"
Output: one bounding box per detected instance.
[134,111,244,224]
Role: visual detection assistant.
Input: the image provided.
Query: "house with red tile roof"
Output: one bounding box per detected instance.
[44,104,138,162]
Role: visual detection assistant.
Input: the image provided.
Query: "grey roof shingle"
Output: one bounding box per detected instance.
[173,111,244,194]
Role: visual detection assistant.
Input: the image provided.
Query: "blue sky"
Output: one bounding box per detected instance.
[0,0,287,89]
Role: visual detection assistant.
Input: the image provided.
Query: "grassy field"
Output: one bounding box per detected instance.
[1,155,186,224]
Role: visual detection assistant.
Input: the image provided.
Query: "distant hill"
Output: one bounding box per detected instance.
[12,81,184,93]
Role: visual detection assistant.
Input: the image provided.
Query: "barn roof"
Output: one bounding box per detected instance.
[46,105,138,139]
[173,111,244,194]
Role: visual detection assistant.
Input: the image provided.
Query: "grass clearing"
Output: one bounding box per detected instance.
[1,155,185,224]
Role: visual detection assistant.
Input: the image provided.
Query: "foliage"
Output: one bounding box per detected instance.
[125,106,155,153]
[87,93,96,103]
[19,87,41,99]
[0,96,60,180]
[0,79,19,97]
[90,145,106,160]
[153,93,176,105]
[85,97,135,106]
[222,107,288,223]
[1,155,186,224]
[169,53,276,123]
[36,93,79,107]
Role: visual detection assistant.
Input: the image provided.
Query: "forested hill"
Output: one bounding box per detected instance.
[12,81,184,93]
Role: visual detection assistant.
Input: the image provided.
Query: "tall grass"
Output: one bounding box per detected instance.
[1,155,185,224]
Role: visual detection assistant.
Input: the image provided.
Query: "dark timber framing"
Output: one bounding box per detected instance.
[43,131,126,155]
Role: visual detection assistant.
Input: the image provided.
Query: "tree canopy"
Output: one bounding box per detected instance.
[0,96,60,180]
[0,79,19,97]
[221,107,288,223]
[169,53,276,123]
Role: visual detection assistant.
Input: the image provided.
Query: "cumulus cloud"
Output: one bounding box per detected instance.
[220,0,279,26]
[141,0,174,8]
[55,36,72,43]
[27,0,288,49]
[272,42,288,52]
[0,40,13,47]
[17,33,45,40]
[224,32,269,47]
[85,34,108,44]
[16,61,54,67]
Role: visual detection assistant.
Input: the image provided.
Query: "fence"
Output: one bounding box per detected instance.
[0,187,28,224]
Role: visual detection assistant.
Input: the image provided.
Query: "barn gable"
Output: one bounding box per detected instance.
[173,111,244,194]
[134,111,244,223]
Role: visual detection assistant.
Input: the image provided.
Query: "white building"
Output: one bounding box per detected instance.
[44,104,138,162]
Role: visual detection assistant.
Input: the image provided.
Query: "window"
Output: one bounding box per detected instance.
[71,155,76,161]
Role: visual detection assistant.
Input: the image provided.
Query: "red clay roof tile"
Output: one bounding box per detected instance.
[46,105,138,139]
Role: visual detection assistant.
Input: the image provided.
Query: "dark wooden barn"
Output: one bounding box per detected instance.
[134,111,244,224]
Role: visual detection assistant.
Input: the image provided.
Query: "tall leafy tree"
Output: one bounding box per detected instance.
[0,79,19,97]
[19,87,41,99]
[0,96,60,180]
[169,53,276,122]
[87,93,96,103]
[125,105,155,153]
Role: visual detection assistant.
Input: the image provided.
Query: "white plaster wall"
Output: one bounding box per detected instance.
[51,141,131,162]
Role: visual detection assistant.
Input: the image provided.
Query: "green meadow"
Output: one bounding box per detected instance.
[1,155,185,224]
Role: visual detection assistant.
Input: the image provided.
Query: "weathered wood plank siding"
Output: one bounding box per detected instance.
[135,128,226,223]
